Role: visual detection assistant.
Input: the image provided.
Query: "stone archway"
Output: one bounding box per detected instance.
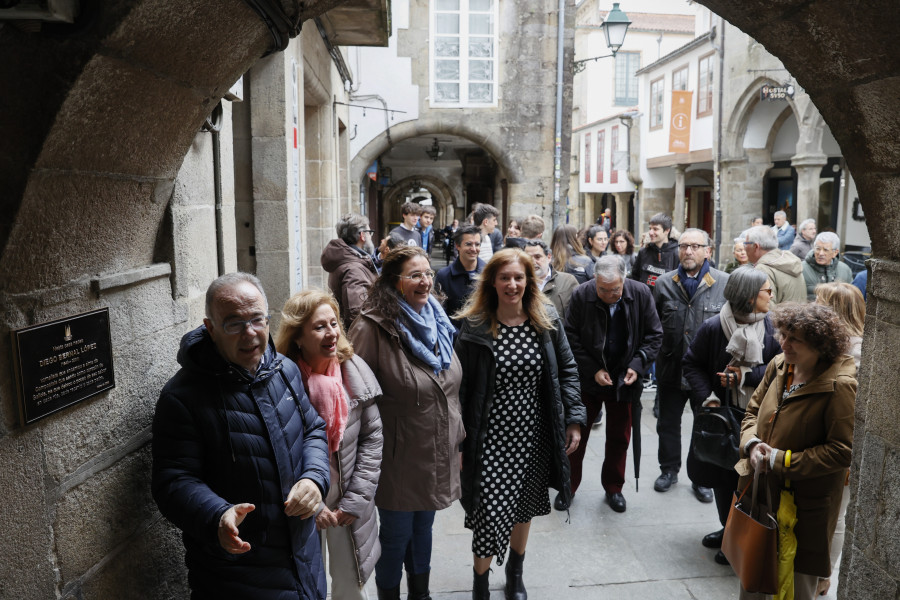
[382,175,457,228]
[350,117,526,195]
[697,3,900,598]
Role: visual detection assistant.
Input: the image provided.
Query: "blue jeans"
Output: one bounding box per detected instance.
[374,509,436,589]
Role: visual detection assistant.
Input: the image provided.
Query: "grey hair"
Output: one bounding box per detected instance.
[680,228,710,245]
[594,254,626,282]
[336,213,370,246]
[724,266,769,315]
[815,231,841,249]
[798,218,816,232]
[774,210,787,220]
[205,272,268,319]
[744,225,778,251]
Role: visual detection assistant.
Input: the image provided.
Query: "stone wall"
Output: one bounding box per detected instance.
[351,0,576,236]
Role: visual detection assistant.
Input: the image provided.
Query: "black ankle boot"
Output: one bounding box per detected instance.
[408,571,432,600]
[504,549,526,600]
[376,584,401,600]
[473,567,490,600]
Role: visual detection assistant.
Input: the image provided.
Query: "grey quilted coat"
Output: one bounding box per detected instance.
[326,354,384,585]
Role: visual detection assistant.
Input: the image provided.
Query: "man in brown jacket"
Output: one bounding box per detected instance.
[320,213,378,330]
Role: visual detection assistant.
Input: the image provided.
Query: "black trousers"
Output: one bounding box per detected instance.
[656,385,701,475]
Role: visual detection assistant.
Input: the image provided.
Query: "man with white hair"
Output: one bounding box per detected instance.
[563,255,662,513]
[790,218,817,259]
[801,231,853,300]
[744,225,807,304]
[772,210,796,250]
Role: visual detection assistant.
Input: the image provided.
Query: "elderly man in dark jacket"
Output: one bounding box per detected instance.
[652,229,729,503]
[152,272,330,600]
[321,213,379,330]
[563,255,662,513]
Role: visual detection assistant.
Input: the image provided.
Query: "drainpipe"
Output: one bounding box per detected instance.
[552,0,566,231]
[713,20,725,265]
[202,102,225,276]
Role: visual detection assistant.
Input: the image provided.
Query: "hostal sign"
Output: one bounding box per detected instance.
[11,308,115,425]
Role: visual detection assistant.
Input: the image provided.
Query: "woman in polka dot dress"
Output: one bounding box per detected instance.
[454,249,585,600]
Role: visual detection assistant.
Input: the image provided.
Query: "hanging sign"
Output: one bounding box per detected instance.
[668,90,693,153]
[760,84,795,101]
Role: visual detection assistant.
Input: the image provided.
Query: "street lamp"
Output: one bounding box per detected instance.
[573,3,632,73]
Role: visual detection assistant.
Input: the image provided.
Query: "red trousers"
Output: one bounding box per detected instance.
[567,387,633,495]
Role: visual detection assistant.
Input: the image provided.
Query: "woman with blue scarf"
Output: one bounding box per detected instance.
[349,246,464,600]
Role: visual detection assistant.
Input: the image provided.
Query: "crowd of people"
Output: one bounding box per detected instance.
[151,203,865,600]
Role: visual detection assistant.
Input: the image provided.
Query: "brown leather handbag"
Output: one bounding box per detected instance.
[722,467,779,594]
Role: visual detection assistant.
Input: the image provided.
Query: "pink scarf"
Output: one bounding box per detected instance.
[296,357,348,454]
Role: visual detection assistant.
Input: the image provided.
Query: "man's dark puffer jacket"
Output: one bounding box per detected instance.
[152,326,330,600]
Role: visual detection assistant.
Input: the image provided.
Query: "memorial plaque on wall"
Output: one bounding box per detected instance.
[11,308,115,425]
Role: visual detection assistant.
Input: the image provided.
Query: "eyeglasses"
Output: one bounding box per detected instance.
[678,243,708,252]
[399,270,436,282]
[220,315,270,335]
[597,285,622,294]
[361,229,375,235]
[759,288,773,296]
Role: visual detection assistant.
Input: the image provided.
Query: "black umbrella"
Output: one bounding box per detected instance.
[631,390,644,492]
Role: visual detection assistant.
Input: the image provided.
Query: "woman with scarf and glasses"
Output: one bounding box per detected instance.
[275,290,383,600]
[349,246,465,600]
[682,266,781,566]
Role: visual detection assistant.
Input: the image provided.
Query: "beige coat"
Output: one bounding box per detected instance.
[738,354,856,577]
[349,307,465,512]
[754,249,807,305]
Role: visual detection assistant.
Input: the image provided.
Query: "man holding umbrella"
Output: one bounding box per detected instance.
[561,255,662,512]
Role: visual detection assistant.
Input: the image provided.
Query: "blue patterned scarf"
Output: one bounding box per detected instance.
[396,295,455,374]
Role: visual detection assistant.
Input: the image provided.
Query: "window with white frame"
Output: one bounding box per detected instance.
[431,0,497,106]
[614,51,640,106]
[672,65,689,91]
[649,77,664,130]
[698,52,714,116]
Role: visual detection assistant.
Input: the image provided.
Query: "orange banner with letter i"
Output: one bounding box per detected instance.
[668,90,693,153]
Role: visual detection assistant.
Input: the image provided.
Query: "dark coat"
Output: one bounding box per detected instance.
[682,314,781,405]
[682,314,781,488]
[435,257,486,328]
[152,327,330,600]
[564,278,662,400]
[630,239,679,287]
[455,307,585,511]
[653,265,729,388]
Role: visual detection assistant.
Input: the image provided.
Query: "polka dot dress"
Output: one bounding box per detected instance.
[464,321,552,564]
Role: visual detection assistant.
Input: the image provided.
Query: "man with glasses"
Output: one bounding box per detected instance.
[152,272,330,599]
[321,213,379,330]
[743,224,806,305]
[801,231,853,300]
[435,225,485,329]
[563,255,662,513]
[652,229,729,503]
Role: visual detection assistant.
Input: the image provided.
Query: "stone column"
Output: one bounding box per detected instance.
[249,50,303,328]
[673,164,687,231]
[791,154,827,225]
[614,192,630,231]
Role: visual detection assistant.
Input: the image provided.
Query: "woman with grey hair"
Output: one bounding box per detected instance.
[802,231,853,300]
[682,266,781,566]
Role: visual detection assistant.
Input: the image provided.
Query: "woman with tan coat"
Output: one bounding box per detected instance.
[738,302,856,600]
[275,290,383,600]
[349,246,464,600]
